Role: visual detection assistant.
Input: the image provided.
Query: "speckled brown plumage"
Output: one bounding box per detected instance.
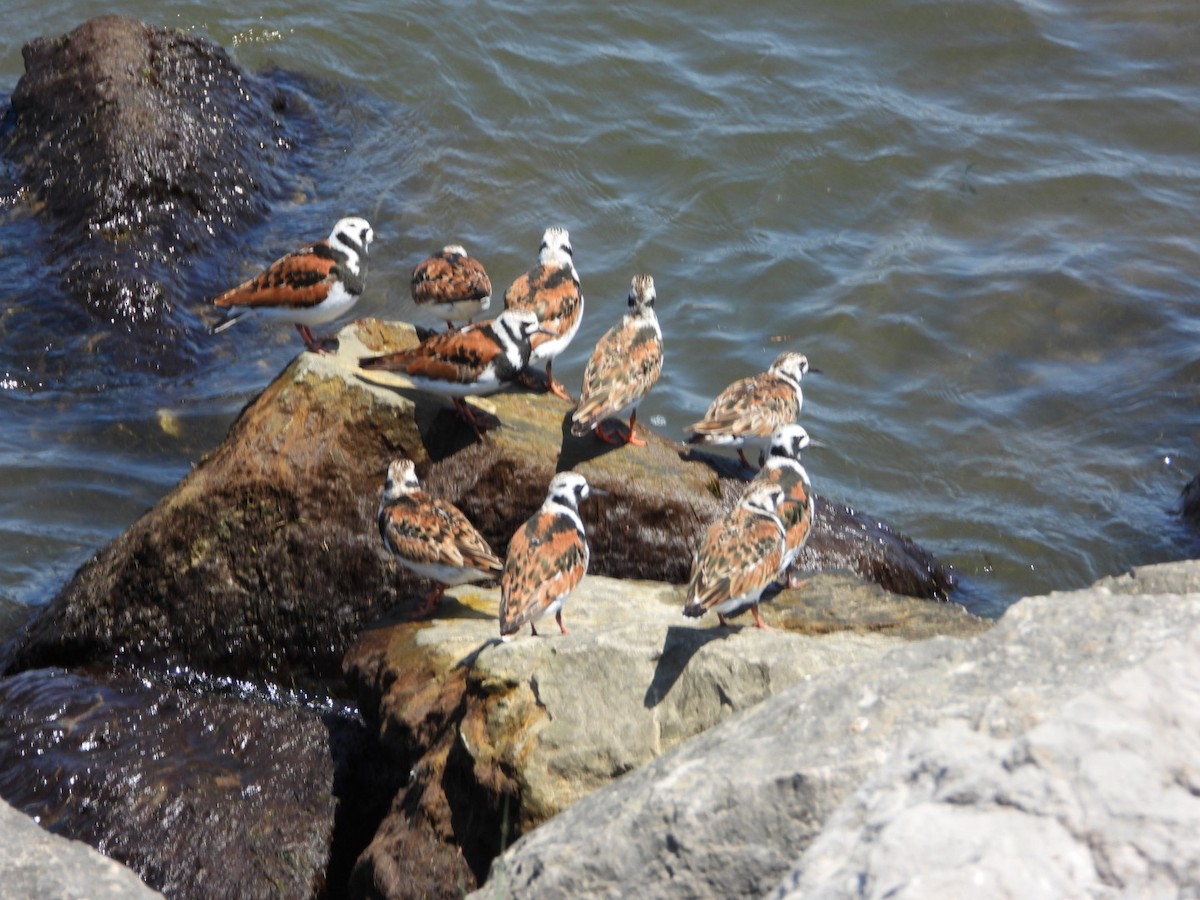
[685,351,814,466]
[571,274,662,445]
[683,482,786,628]
[211,217,373,352]
[411,245,492,329]
[503,227,583,399]
[378,459,502,614]
[499,473,591,637]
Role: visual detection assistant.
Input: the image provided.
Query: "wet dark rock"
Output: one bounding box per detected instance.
[0,16,321,377]
[1181,472,1200,527]
[2,320,958,688]
[0,667,338,899]
[1,797,163,899]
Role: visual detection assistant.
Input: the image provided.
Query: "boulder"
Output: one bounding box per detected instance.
[343,572,987,891]
[1181,472,1200,527]
[0,797,162,900]
[0,667,343,898]
[773,625,1200,898]
[0,316,970,897]
[2,319,958,688]
[0,16,323,378]
[470,560,1200,899]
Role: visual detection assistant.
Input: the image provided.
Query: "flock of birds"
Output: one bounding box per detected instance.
[209,216,818,636]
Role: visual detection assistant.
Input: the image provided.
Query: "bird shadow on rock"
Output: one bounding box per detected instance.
[454,637,505,671]
[681,446,757,482]
[643,624,733,709]
[555,410,627,470]
[422,403,499,462]
[438,594,499,622]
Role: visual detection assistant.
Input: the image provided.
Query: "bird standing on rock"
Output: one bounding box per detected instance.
[683,482,787,629]
[377,459,503,616]
[411,244,492,330]
[358,308,548,438]
[571,273,663,446]
[503,227,584,401]
[685,351,816,467]
[211,216,374,354]
[749,425,817,588]
[500,472,594,637]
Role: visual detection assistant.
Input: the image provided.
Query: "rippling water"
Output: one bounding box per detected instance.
[1,0,1198,618]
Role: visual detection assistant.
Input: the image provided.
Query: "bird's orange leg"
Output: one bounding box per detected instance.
[452,398,490,439]
[419,584,447,616]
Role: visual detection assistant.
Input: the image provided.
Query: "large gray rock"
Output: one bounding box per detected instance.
[344,572,985,894]
[471,561,1200,899]
[0,797,162,899]
[775,623,1200,898]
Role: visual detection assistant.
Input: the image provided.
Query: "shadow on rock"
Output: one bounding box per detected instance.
[643,625,734,709]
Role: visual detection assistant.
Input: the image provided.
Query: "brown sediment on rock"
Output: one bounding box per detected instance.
[2,326,428,685]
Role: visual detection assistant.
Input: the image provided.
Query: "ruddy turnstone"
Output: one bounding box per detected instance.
[682,482,787,629]
[499,472,593,637]
[358,308,547,437]
[751,425,816,584]
[684,351,816,467]
[411,244,492,330]
[211,216,374,353]
[503,227,584,401]
[570,274,663,446]
[378,459,503,615]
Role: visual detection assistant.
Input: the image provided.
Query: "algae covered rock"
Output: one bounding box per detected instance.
[3,324,426,685]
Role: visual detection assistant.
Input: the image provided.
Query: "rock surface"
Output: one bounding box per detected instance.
[471,560,1200,899]
[1182,472,1200,527]
[2,319,957,688]
[0,797,163,899]
[0,667,343,899]
[0,316,968,899]
[0,15,322,378]
[343,572,986,891]
[774,625,1200,898]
